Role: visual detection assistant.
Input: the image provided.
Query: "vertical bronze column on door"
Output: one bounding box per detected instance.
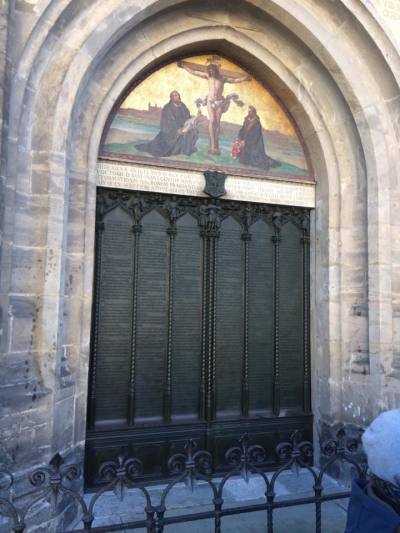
[87,202,105,430]
[241,205,252,418]
[210,206,220,423]
[272,210,282,417]
[199,210,208,421]
[301,213,311,414]
[209,204,221,423]
[164,200,178,423]
[128,195,142,425]
[199,203,221,423]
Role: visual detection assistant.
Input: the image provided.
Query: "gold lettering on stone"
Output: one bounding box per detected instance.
[96,161,315,208]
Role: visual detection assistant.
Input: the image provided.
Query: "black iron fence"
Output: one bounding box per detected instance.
[0,430,368,533]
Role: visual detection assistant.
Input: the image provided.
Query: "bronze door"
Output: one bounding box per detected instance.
[85,188,312,487]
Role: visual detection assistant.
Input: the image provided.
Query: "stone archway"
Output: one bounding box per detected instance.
[1,0,399,527]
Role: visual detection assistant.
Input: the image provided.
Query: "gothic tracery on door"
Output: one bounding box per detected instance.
[85,188,312,486]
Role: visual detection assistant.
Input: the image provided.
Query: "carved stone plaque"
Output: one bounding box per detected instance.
[96,161,315,208]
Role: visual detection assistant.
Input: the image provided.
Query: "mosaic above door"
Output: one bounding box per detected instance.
[100,55,312,182]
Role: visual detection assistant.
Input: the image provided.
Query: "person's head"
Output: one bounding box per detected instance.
[362,409,400,486]
[248,105,257,118]
[170,91,181,104]
[207,64,220,78]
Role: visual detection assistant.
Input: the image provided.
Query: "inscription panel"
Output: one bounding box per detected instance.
[135,210,169,423]
[171,215,202,421]
[216,217,244,418]
[248,220,274,415]
[279,222,304,409]
[97,161,315,208]
[96,207,133,425]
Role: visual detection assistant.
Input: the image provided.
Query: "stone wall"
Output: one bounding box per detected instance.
[0,0,399,529]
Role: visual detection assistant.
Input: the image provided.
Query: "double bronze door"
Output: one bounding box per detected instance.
[85,188,312,487]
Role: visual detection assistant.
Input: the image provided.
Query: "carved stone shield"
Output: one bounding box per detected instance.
[203,170,227,198]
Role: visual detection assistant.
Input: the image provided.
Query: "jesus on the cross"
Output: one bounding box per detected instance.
[178,56,251,155]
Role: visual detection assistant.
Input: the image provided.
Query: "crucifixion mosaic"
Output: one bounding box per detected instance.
[100,55,312,181]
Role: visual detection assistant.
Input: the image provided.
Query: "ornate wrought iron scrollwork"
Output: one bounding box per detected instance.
[167,440,213,478]
[225,433,268,482]
[98,455,143,501]
[320,427,364,459]
[0,428,379,533]
[225,442,267,468]
[28,453,81,509]
[167,453,186,476]
[275,430,313,464]
[248,444,268,465]
[98,455,143,482]
[193,449,213,476]
[225,446,242,467]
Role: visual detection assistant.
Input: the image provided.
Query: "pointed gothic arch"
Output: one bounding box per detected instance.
[1,0,400,527]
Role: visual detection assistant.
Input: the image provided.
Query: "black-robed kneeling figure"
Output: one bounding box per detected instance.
[236,106,279,170]
[136,91,198,157]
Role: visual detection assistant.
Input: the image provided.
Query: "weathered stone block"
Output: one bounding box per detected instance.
[13,191,49,247]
